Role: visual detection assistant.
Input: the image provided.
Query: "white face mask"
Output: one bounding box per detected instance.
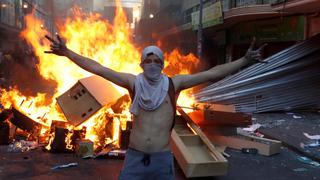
[142,63,163,82]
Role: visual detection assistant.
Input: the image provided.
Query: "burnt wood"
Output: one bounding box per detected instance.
[10,107,40,133]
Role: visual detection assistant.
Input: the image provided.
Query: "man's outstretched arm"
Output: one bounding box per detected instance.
[44,35,135,89]
[173,39,267,92]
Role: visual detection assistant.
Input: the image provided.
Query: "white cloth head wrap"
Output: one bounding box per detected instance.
[130,46,168,115]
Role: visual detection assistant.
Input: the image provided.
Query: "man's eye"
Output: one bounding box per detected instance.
[154,59,162,64]
[145,59,152,64]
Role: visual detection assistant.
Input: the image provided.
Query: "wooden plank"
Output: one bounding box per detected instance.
[187,110,251,127]
[10,107,42,133]
[202,126,238,136]
[206,134,282,156]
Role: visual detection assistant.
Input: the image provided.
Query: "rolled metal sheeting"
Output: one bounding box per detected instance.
[195,34,320,113]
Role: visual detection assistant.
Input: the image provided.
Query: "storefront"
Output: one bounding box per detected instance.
[227,15,306,60]
[307,14,320,38]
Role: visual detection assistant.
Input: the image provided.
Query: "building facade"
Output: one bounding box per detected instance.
[138,0,320,66]
[96,0,142,27]
[74,0,94,14]
[0,0,54,52]
[0,0,54,88]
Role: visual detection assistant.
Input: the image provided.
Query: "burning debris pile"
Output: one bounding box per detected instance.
[0,3,199,157]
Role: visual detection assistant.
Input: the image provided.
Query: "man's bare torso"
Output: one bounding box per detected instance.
[129,94,174,153]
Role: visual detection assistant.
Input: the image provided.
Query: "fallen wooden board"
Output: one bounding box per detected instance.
[187,110,251,127]
[206,133,282,156]
[202,126,238,136]
[10,107,42,133]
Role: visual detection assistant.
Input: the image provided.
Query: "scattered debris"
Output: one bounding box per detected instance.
[215,146,231,158]
[301,141,320,148]
[242,124,261,132]
[7,140,38,152]
[303,133,320,140]
[75,139,94,158]
[276,119,286,124]
[301,132,320,148]
[241,148,258,154]
[95,146,113,158]
[293,115,302,119]
[293,168,308,172]
[49,127,69,153]
[297,156,320,167]
[260,119,285,128]
[95,146,126,159]
[254,132,265,138]
[51,162,78,170]
[107,149,126,159]
[82,155,94,159]
[222,151,231,158]
[238,125,264,138]
[10,107,42,133]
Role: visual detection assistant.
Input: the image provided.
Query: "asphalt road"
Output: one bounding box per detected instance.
[0,145,319,180]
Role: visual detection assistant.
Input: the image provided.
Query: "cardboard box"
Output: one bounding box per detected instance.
[57,76,122,126]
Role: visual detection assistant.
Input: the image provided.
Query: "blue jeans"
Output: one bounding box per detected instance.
[119,148,174,180]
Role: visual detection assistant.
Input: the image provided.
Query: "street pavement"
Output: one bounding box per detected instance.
[0,143,319,180]
[0,112,319,180]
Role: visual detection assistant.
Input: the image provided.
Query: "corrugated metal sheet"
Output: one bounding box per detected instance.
[195,34,320,113]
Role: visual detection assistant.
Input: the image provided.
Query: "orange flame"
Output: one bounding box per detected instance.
[0,4,200,148]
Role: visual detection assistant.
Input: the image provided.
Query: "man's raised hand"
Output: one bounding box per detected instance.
[44,34,68,56]
[244,37,268,64]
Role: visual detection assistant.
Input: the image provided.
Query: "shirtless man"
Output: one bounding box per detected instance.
[45,35,266,180]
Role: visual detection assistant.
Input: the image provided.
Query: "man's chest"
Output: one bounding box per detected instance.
[135,95,174,127]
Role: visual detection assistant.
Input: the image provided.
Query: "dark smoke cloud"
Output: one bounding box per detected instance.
[0,48,57,106]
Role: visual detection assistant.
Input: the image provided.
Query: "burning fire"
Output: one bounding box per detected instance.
[0,2,199,149]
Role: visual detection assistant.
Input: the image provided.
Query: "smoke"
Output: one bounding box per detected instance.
[0,47,57,105]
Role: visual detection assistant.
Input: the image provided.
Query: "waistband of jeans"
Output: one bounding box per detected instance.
[128,147,172,156]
